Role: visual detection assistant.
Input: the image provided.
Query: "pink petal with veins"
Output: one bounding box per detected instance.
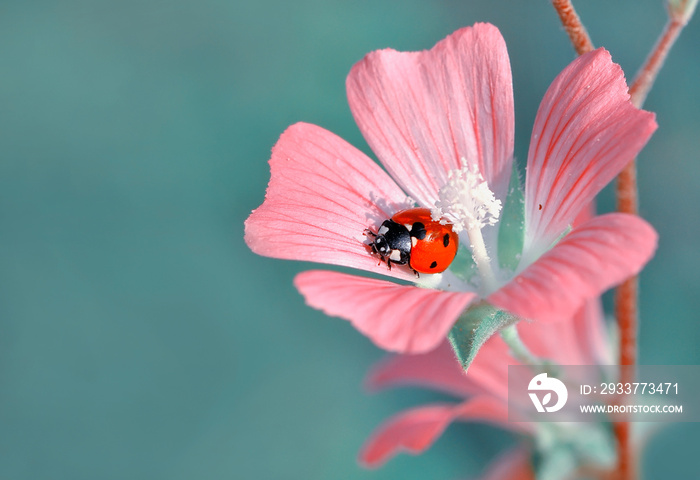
[572,298,612,365]
[517,300,605,365]
[520,297,611,365]
[244,122,416,282]
[367,335,513,402]
[489,213,657,323]
[359,397,527,468]
[366,341,476,398]
[523,49,657,259]
[347,23,514,208]
[294,270,477,353]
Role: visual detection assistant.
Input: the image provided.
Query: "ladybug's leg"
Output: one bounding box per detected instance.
[375,252,384,267]
[364,228,377,238]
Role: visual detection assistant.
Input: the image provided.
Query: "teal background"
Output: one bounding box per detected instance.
[1,1,698,478]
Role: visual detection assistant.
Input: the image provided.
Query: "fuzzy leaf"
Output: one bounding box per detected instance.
[447,302,518,372]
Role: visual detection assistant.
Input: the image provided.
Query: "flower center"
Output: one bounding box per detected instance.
[431,160,502,292]
[431,160,502,232]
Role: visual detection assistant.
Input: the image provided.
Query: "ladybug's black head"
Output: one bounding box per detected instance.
[368,219,412,267]
[372,234,391,256]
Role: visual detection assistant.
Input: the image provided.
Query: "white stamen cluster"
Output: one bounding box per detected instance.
[431,160,502,233]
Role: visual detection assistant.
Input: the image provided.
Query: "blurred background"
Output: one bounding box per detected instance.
[1,0,698,478]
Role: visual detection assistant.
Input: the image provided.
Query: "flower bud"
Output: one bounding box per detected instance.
[668,0,698,24]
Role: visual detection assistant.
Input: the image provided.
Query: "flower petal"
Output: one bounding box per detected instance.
[517,299,609,365]
[572,298,613,365]
[366,341,476,398]
[359,397,519,468]
[244,122,416,281]
[523,48,657,260]
[367,335,515,403]
[347,23,515,208]
[488,213,657,323]
[294,270,477,353]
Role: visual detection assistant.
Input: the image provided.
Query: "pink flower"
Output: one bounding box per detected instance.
[359,299,611,471]
[245,23,658,354]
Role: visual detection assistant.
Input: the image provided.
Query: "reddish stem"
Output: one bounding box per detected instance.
[550,0,594,54]
[614,176,638,480]
[614,14,687,480]
[628,17,685,108]
[550,2,689,480]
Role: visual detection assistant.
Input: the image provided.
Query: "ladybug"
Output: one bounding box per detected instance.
[365,207,458,275]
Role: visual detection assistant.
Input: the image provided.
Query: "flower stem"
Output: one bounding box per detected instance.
[548,2,692,477]
[550,0,594,54]
[614,10,692,480]
[466,225,498,293]
[549,3,692,479]
[614,176,638,480]
[628,13,688,108]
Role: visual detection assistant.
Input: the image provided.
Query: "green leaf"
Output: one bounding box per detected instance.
[447,302,518,372]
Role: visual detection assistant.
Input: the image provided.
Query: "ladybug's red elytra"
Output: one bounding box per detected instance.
[365,207,459,275]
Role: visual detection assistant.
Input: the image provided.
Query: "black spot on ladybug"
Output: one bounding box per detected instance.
[538,204,542,210]
[443,233,450,247]
[430,261,438,269]
[410,222,426,240]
